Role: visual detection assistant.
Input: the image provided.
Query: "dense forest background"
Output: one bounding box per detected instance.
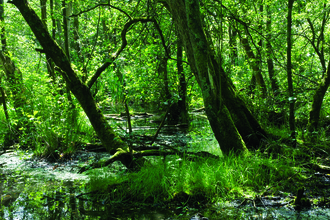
[1,0,329,154]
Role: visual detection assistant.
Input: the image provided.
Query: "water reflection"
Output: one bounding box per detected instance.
[0,175,176,220]
[3,167,330,219]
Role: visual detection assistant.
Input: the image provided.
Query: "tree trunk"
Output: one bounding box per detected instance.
[287,0,296,145]
[115,68,132,134]
[0,0,8,122]
[0,77,8,121]
[164,0,266,153]
[62,0,70,61]
[240,37,267,98]
[176,32,189,124]
[307,3,328,132]
[165,0,250,154]
[266,4,280,97]
[308,60,330,132]
[40,0,56,83]
[228,25,238,66]
[159,57,171,101]
[0,52,27,118]
[10,0,134,168]
[158,56,177,124]
[0,0,6,52]
[72,4,81,64]
[0,0,27,118]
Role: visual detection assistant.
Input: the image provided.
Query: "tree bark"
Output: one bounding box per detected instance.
[0,0,6,52]
[159,56,176,124]
[159,57,171,101]
[0,0,27,117]
[0,52,27,118]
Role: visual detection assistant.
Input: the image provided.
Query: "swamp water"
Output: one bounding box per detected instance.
[1,113,330,219]
[2,150,330,219]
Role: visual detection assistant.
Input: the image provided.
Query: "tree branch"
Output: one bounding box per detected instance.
[70,2,132,20]
[152,19,170,58]
[78,148,220,173]
[87,17,154,89]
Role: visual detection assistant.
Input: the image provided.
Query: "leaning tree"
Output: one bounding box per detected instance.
[9,0,267,171]
[161,0,267,154]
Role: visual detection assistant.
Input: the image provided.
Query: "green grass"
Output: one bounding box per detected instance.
[32,109,96,158]
[86,148,299,205]
[84,119,302,205]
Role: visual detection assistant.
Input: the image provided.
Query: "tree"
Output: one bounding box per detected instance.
[305,3,330,133]
[9,0,136,168]
[237,1,267,98]
[265,3,280,98]
[287,0,296,145]
[175,31,189,124]
[162,0,267,154]
[0,0,32,147]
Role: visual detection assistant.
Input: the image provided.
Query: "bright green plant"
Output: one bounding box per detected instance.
[86,149,299,205]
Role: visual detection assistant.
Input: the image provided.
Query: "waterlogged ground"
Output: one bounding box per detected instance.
[1,150,330,219]
[1,112,330,219]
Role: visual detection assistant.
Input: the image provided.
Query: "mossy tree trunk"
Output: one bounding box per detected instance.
[0,51,27,117]
[308,60,330,132]
[164,0,247,155]
[158,30,189,125]
[306,3,329,133]
[164,0,266,154]
[10,0,134,167]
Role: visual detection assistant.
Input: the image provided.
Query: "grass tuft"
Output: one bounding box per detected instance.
[86,150,299,205]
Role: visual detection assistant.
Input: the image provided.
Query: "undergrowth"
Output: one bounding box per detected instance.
[83,120,307,206]
[86,151,299,205]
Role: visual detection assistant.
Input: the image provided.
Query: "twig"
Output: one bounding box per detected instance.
[150,105,171,145]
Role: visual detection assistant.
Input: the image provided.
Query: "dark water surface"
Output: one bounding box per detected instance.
[2,151,330,219]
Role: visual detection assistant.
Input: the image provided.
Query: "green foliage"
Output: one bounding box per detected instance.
[31,106,96,158]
